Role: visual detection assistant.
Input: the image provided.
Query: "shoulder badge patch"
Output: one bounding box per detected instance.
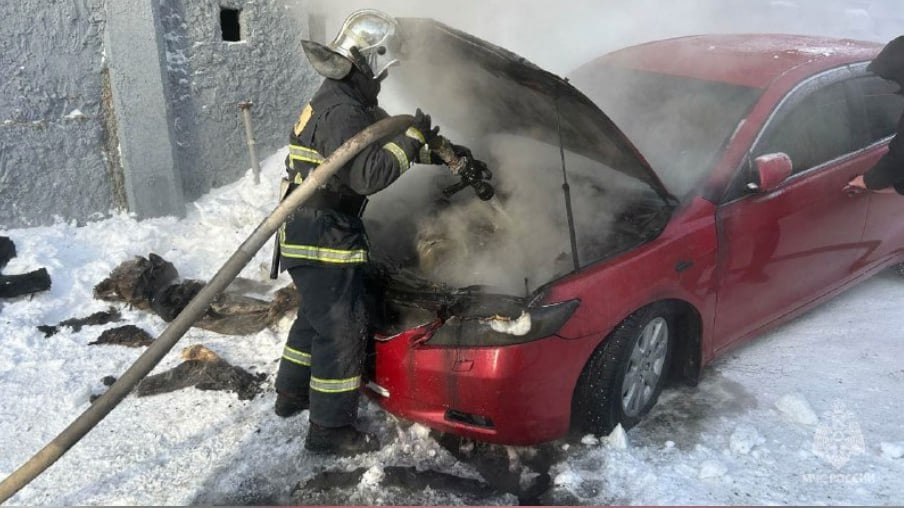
[293,104,314,136]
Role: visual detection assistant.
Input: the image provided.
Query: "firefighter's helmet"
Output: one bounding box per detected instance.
[302,9,401,80]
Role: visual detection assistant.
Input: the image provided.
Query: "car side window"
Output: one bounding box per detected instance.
[753,81,854,175]
[855,76,904,144]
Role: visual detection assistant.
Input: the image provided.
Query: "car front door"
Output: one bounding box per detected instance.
[849,68,904,267]
[712,68,873,352]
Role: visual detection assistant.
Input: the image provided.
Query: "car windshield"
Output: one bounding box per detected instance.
[571,65,762,199]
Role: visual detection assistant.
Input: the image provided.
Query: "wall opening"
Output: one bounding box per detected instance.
[220,7,242,41]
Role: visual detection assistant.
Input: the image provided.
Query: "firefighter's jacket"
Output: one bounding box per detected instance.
[864,36,904,194]
[280,71,433,269]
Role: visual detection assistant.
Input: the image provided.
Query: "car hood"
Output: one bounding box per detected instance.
[393,18,671,202]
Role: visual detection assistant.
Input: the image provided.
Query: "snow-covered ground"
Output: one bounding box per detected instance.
[1,152,903,505]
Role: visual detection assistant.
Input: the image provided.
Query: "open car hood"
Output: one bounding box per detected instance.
[394,18,672,202]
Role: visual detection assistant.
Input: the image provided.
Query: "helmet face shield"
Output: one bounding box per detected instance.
[329,9,401,79]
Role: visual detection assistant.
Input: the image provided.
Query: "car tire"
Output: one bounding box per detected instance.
[571,302,675,436]
[895,263,904,278]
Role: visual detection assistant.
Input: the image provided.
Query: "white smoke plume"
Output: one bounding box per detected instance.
[305,0,900,75]
[294,0,902,294]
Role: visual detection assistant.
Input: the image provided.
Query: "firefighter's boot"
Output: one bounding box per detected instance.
[305,423,380,456]
[274,391,309,418]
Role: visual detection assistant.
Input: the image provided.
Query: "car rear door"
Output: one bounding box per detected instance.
[712,67,872,352]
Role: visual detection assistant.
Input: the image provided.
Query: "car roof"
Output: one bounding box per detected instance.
[592,34,882,89]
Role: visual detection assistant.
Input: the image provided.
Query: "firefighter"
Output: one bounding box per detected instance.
[848,35,904,194]
[272,9,454,456]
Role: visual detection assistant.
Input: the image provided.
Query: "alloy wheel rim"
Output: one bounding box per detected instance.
[621,317,669,418]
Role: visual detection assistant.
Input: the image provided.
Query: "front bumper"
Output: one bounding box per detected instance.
[365,322,588,445]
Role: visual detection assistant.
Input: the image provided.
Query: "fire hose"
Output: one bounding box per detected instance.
[0,115,414,505]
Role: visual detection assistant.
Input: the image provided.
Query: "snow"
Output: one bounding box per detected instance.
[606,424,629,450]
[881,443,904,460]
[775,392,819,425]
[2,151,904,504]
[63,109,86,120]
[729,425,763,455]
[699,460,728,480]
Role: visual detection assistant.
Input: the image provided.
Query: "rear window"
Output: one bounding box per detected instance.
[571,65,762,199]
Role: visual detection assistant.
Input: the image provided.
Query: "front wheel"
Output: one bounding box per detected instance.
[571,303,675,435]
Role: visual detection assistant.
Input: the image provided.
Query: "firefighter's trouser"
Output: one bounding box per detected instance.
[275,264,368,428]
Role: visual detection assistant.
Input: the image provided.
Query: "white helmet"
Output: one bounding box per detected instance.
[302,9,401,80]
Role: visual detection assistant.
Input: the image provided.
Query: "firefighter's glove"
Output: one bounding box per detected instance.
[400,108,440,165]
[387,129,432,171]
[411,108,439,142]
[452,144,474,160]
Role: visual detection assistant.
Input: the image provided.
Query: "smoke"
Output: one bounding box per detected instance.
[356,18,665,294]
[304,0,900,75]
[365,130,653,294]
[297,0,902,294]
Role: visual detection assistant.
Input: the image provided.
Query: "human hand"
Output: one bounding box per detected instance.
[844,175,867,196]
[846,174,897,195]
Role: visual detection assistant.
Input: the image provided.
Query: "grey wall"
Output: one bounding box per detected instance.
[162,0,320,201]
[0,0,320,228]
[0,0,116,227]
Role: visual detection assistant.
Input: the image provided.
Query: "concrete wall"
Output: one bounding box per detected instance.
[106,0,184,220]
[161,0,320,201]
[0,0,115,227]
[0,0,320,228]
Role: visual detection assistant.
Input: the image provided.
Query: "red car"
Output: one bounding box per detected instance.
[362,20,904,445]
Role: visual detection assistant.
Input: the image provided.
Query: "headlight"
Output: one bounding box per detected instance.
[423,299,580,347]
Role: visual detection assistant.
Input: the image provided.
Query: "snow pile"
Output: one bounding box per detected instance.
[607,424,629,450]
[880,442,904,460]
[775,392,820,425]
[729,425,764,455]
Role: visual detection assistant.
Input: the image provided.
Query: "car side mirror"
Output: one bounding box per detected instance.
[749,153,793,193]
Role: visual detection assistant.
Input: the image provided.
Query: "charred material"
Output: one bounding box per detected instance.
[0,269,52,299]
[89,376,120,403]
[38,307,122,337]
[150,279,204,321]
[0,236,52,299]
[292,438,560,505]
[434,433,562,505]
[93,253,177,310]
[365,257,532,336]
[94,254,299,335]
[0,237,14,270]
[136,345,266,400]
[88,325,154,347]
